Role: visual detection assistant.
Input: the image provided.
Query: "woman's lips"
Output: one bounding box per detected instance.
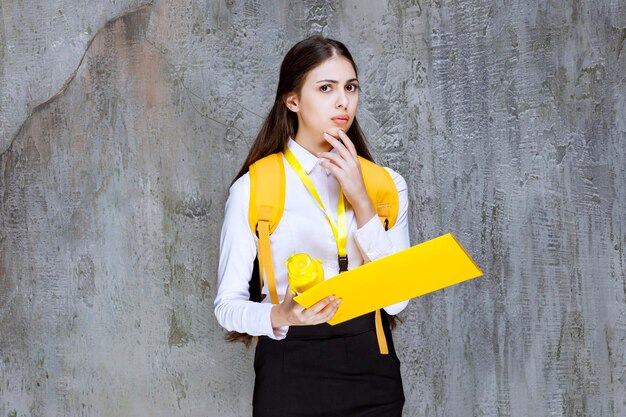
[331,115,350,124]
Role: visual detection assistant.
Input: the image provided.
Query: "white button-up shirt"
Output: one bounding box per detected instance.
[214,138,411,339]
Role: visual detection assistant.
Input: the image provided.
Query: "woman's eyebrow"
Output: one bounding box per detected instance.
[315,78,359,84]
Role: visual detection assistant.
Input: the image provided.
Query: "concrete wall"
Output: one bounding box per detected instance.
[1,0,624,416]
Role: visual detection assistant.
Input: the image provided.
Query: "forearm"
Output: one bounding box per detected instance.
[214,298,276,337]
[352,196,377,229]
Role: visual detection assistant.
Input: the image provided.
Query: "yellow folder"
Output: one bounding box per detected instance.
[293,233,483,325]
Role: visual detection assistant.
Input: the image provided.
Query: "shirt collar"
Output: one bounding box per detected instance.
[287,137,336,176]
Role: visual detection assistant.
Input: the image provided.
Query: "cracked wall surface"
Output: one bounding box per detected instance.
[1,1,625,416]
[0,0,153,154]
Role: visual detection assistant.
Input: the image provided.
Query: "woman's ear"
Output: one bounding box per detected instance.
[284,93,299,113]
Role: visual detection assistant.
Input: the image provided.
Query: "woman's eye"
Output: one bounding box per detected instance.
[346,84,359,92]
[320,85,331,92]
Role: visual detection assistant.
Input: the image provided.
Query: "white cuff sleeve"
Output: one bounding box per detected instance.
[352,213,396,262]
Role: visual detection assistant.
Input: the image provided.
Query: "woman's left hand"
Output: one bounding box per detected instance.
[317,130,376,226]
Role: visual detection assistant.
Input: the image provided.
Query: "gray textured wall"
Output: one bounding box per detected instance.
[1,0,624,416]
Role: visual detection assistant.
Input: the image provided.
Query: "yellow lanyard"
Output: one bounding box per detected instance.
[284,147,349,272]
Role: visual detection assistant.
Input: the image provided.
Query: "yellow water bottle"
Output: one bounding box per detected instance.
[285,253,324,294]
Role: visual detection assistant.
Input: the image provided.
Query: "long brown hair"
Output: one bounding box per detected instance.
[225,35,398,346]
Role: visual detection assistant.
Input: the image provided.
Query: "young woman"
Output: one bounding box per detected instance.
[214,35,411,417]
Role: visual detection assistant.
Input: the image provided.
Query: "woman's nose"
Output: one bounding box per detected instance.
[336,93,349,109]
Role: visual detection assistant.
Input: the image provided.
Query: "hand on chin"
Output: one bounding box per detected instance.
[326,128,345,140]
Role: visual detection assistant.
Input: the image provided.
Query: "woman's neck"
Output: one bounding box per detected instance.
[294,131,333,156]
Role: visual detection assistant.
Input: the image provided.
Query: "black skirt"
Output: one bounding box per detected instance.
[252,312,404,417]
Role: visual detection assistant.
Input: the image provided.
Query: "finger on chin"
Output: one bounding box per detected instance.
[331,128,344,138]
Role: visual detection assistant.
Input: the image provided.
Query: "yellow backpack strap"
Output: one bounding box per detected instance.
[374,310,389,354]
[359,156,400,355]
[248,153,285,305]
[358,156,399,231]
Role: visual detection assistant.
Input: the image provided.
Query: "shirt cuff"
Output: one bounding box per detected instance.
[352,213,394,262]
[272,325,289,339]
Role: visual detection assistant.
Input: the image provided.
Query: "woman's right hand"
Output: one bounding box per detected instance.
[270,286,341,328]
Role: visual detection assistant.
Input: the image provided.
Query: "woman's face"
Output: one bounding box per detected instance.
[286,55,359,140]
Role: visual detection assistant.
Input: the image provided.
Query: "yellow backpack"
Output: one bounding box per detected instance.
[247,151,399,354]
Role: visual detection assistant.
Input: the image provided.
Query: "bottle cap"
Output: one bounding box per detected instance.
[285,253,324,294]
